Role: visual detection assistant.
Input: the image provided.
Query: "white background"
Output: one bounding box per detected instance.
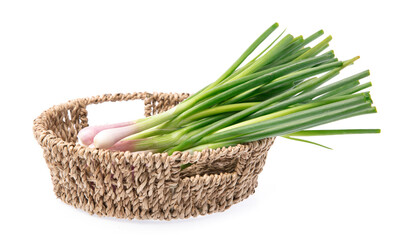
[1,0,409,239]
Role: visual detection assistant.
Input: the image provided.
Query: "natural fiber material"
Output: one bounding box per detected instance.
[33,92,275,220]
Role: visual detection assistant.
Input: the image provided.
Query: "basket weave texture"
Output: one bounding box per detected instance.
[33,92,275,220]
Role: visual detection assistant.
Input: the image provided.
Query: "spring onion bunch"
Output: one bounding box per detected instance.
[78,22,380,155]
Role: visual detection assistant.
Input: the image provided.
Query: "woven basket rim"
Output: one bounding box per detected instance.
[33,92,274,166]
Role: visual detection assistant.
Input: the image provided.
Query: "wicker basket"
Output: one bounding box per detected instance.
[33,92,275,220]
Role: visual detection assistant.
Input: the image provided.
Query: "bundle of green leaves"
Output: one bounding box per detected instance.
[78,22,379,155]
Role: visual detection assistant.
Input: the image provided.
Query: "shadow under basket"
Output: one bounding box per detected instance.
[33,92,275,220]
